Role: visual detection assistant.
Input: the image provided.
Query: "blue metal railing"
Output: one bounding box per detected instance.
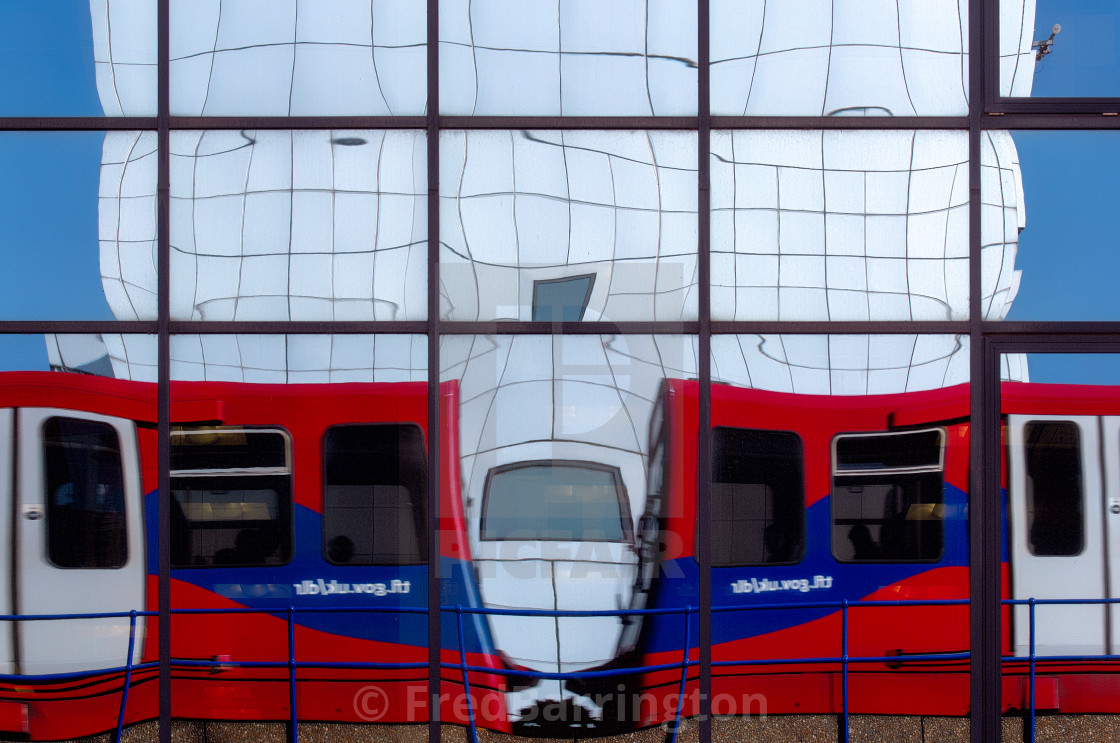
[714,598,972,743]
[1000,596,1120,743]
[2,596,1118,743]
[0,609,158,743]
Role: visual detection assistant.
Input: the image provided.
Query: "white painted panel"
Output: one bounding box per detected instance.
[16,408,146,674]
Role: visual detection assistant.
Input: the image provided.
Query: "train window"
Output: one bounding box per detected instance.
[832,429,945,563]
[170,428,292,568]
[481,461,631,542]
[711,428,804,566]
[43,417,127,569]
[1023,421,1084,556]
[321,425,427,565]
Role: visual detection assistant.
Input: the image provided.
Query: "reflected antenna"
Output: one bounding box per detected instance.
[1032,24,1061,62]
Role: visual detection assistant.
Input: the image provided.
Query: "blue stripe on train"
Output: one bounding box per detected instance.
[145,493,497,656]
[641,482,970,653]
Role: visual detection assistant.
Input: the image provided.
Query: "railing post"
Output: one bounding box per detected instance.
[667,606,693,743]
[841,599,849,743]
[1028,598,1036,743]
[288,606,298,743]
[455,606,479,743]
[113,610,139,743]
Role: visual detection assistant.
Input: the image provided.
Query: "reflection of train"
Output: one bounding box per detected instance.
[0,372,507,740]
[625,380,1120,724]
[5,371,1120,738]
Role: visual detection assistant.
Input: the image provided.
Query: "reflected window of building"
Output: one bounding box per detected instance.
[532,275,596,322]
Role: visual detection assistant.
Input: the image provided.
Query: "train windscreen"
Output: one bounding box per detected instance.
[481,461,630,542]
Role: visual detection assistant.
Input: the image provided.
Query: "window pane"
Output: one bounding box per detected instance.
[987,131,1120,321]
[440,0,697,115]
[712,333,977,393]
[441,130,698,322]
[711,130,998,322]
[44,417,127,569]
[712,0,986,116]
[481,462,630,542]
[712,428,804,566]
[0,132,126,321]
[322,425,427,565]
[170,1,425,115]
[832,430,945,563]
[711,342,968,725]
[163,131,427,323]
[171,428,287,472]
[835,429,943,471]
[0,0,151,116]
[442,334,698,728]
[1002,0,1120,97]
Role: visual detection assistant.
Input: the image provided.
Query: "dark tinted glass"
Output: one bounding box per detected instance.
[833,430,944,563]
[481,462,629,541]
[322,425,428,565]
[835,429,942,471]
[171,429,287,471]
[170,430,291,568]
[44,417,127,569]
[712,428,804,566]
[1024,421,1084,556]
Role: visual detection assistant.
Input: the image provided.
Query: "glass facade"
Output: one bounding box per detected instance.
[1,0,1118,741]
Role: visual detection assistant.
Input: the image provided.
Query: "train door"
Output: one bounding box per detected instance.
[14,408,146,674]
[0,410,13,674]
[1008,415,1106,656]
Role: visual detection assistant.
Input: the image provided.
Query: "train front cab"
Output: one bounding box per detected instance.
[1002,383,1120,714]
[628,380,973,726]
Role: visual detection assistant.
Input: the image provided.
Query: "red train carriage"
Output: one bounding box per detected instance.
[0,372,507,740]
[626,380,1120,724]
[8,370,1120,739]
